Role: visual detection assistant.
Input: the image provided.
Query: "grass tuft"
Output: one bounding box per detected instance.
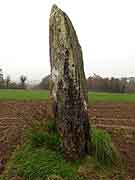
[91,127,119,166]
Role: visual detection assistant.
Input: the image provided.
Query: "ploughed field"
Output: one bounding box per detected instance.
[89,103,135,178]
[0,90,135,178]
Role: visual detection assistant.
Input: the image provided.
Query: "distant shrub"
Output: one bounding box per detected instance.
[91,127,119,166]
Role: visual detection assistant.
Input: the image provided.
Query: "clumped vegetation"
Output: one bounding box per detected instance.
[91,127,119,166]
[5,145,79,179]
[0,120,127,180]
[28,125,60,151]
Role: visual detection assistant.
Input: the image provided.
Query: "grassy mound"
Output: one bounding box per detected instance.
[4,145,82,179]
[0,120,127,180]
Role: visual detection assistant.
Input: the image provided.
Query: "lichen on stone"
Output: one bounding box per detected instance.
[49,5,91,160]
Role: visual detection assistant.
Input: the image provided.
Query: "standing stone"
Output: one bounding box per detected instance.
[49,5,91,160]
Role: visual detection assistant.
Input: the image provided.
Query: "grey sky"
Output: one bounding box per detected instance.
[0,0,135,81]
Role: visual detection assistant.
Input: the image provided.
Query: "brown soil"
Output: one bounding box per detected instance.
[0,101,135,178]
[89,103,135,178]
[0,101,52,174]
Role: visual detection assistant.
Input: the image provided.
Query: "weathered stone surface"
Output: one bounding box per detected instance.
[49,5,91,160]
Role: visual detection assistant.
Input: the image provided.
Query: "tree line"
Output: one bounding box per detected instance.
[0,69,27,89]
[87,74,135,93]
[1,68,135,93]
[38,74,135,93]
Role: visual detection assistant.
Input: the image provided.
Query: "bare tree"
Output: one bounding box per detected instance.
[0,69,3,81]
[0,69,4,88]
[5,75,11,89]
[20,75,27,89]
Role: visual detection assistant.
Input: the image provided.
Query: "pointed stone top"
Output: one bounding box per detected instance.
[51,4,58,10]
[51,4,59,14]
[50,4,64,22]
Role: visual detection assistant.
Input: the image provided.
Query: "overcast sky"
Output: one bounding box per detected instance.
[0,0,135,81]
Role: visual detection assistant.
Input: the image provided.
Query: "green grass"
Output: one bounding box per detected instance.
[0,89,135,103]
[89,91,135,103]
[3,144,82,180]
[2,125,85,180]
[0,120,127,180]
[2,144,122,180]
[0,89,49,101]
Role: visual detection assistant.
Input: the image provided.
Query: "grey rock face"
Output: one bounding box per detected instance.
[49,5,91,160]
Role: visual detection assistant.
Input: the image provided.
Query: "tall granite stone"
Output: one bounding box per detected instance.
[49,5,91,160]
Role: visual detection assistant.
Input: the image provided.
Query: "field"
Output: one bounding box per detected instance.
[0,89,49,101]
[0,89,135,178]
[0,89,135,103]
